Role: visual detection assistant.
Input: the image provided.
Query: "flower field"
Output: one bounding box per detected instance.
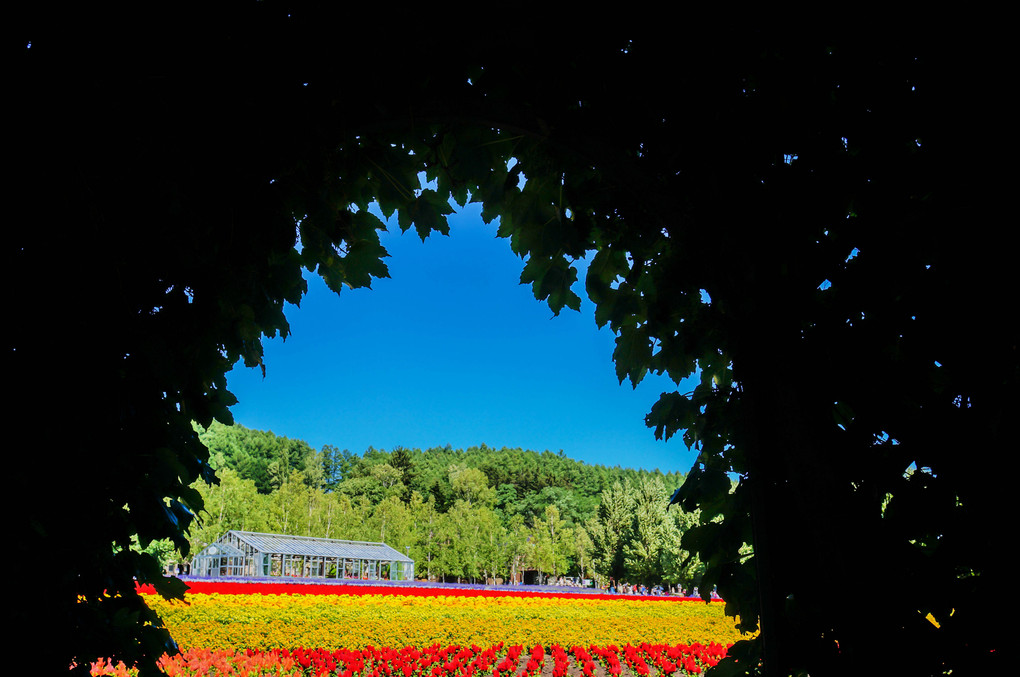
[91,582,745,676]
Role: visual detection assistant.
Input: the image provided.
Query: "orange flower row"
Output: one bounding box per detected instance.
[91,642,732,677]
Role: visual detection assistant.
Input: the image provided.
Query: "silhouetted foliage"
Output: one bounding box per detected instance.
[10,8,1010,676]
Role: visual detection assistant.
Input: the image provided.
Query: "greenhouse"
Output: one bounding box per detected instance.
[191,530,415,581]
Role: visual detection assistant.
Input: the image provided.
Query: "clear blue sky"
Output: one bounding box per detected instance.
[225,204,699,474]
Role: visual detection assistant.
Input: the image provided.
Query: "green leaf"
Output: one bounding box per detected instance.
[150,573,190,602]
[405,189,455,241]
[613,326,651,387]
[371,150,421,220]
[520,255,581,315]
[645,391,697,442]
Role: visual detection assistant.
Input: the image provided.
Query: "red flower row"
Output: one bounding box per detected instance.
[247,642,506,677]
[247,642,730,677]
[96,642,733,676]
[136,580,711,603]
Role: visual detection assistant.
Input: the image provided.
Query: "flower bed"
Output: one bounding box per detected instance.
[141,587,740,650]
[90,582,744,675]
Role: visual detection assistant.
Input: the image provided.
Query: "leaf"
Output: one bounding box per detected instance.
[150,573,190,602]
[676,465,732,520]
[646,391,698,442]
[341,231,390,290]
[403,189,455,241]
[613,326,651,387]
[371,150,421,220]
[585,248,629,306]
[519,255,581,315]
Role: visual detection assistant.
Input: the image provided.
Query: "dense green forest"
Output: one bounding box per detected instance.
[182,422,709,589]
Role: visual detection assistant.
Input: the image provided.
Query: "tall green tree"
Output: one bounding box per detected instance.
[269,472,311,535]
[570,524,595,582]
[337,463,406,504]
[367,496,414,551]
[449,464,496,508]
[411,493,442,581]
[318,445,357,491]
[534,504,572,582]
[588,480,636,583]
[659,504,704,593]
[624,476,670,585]
[504,513,530,584]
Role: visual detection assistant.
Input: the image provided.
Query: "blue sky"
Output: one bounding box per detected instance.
[225,204,699,474]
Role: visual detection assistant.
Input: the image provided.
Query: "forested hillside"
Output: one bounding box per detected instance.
[188,422,707,589]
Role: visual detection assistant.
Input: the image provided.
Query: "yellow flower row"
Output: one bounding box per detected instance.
[143,593,747,651]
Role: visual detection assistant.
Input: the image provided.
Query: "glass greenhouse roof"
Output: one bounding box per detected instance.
[223,530,413,562]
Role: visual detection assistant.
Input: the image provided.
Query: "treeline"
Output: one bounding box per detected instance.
[183,422,714,589]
